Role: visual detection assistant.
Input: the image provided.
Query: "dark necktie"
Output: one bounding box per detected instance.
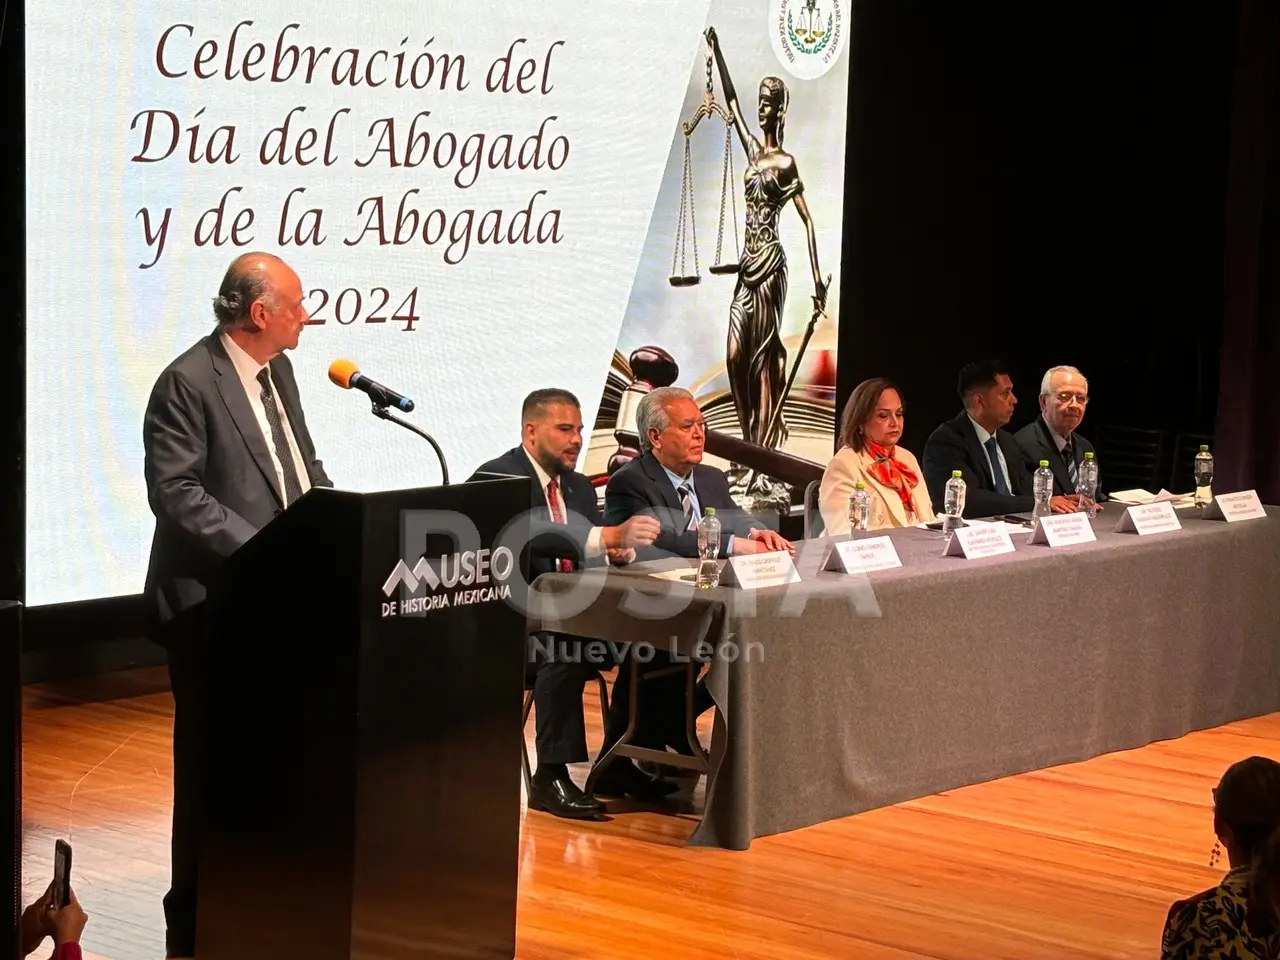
[1063,439,1078,488]
[984,436,1011,495]
[545,477,573,572]
[256,368,304,506]
[678,482,698,531]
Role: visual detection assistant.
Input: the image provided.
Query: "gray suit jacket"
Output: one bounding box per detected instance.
[142,331,331,636]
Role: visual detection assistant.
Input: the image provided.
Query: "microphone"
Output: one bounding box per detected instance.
[328,359,415,413]
[328,359,449,485]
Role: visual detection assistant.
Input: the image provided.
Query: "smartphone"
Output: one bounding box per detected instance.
[53,840,72,908]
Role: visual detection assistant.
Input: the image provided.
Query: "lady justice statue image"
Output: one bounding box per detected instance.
[706,25,829,503]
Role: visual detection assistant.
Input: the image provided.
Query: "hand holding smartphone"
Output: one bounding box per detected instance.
[53,839,72,909]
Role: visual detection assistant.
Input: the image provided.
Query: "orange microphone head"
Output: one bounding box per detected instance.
[328,359,359,389]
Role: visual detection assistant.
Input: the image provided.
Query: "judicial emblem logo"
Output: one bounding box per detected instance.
[380,547,516,618]
[769,0,849,81]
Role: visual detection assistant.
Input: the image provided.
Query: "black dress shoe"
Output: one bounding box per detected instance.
[593,760,680,802]
[638,759,703,780]
[528,775,603,820]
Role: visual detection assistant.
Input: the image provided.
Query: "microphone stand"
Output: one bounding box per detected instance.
[370,402,450,485]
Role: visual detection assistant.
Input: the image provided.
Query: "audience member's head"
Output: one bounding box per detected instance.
[1213,755,1280,935]
[636,386,705,475]
[838,378,905,453]
[521,388,584,475]
[1038,365,1090,438]
[958,360,1017,431]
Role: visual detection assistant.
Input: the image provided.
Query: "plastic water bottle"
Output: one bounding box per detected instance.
[1194,444,1214,508]
[696,507,721,589]
[941,470,966,537]
[1033,460,1054,519]
[1076,451,1099,518]
[848,482,871,533]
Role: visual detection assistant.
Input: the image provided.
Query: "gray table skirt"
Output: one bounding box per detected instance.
[534,507,1280,849]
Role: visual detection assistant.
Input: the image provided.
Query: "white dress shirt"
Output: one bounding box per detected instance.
[968,415,1012,492]
[220,332,312,502]
[522,448,604,558]
[1048,423,1073,455]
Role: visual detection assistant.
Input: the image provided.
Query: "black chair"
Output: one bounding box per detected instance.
[1169,432,1215,495]
[520,665,611,800]
[1095,425,1168,493]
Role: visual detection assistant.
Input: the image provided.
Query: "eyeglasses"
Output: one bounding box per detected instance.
[1053,392,1089,405]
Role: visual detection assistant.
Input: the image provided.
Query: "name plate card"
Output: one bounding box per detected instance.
[943,524,1016,559]
[824,536,903,575]
[719,550,802,590]
[1203,490,1267,522]
[1115,501,1182,535]
[1028,512,1098,548]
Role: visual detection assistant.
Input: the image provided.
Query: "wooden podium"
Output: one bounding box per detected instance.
[198,479,530,960]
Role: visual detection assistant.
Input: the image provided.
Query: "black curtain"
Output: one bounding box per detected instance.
[1217,0,1280,503]
[838,3,1235,458]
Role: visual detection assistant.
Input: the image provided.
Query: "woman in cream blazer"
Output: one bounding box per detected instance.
[819,378,936,535]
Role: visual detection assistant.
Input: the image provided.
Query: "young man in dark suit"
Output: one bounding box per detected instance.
[1015,365,1101,500]
[470,389,664,817]
[143,252,331,959]
[922,360,1078,519]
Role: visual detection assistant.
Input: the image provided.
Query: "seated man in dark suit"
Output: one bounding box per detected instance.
[604,386,793,560]
[470,388,662,818]
[598,386,793,790]
[922,360,1078,519]
[1015,365,1101,501]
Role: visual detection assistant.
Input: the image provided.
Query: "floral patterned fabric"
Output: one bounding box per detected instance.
[1161,867,1280,959]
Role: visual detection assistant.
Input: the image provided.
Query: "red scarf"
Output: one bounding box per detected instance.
[866,441,919,511]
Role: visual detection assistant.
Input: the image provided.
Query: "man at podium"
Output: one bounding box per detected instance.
[142,252,331,959]
[471,388,670,817]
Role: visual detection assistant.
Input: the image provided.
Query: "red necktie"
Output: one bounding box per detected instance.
[546,478,573,573]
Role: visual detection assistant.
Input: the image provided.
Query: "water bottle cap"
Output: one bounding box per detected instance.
[1039,459,1049,467]
[854,481,865,489]
[951,470,962,478]
[1084,451,1094,459]
[704,507,716,516]
[1200,444,1209,452]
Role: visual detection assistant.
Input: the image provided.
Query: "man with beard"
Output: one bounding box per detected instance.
[470,389,663,818]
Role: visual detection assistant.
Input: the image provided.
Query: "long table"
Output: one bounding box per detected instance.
[533,507,1280,850]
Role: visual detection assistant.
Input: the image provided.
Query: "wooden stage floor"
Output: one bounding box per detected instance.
[19,667,1279,960]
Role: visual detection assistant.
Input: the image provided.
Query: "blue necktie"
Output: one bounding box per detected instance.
[985,436,1010,495]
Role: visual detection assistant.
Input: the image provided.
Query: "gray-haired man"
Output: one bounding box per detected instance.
[604,386,792,560]
[1014,365,1099,500]
[143,252,331,959]
[596,388,791,798]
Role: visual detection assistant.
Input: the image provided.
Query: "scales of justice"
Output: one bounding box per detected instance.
[667,44,743,286]
[658,30,833,513]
